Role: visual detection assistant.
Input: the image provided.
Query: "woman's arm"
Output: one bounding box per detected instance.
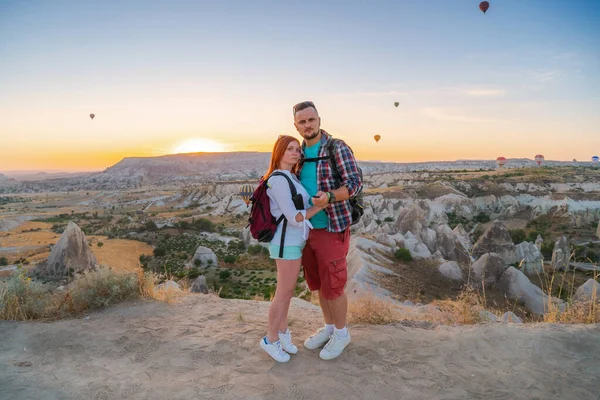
[268,177,324,226]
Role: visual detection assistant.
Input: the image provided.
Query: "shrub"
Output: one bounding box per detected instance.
[248,245,263,255]
[144,220,158,231]
[219,270,231,280]
[384,217,394,222]
[394,248,413,262]
[348,294,401,325]
[541,242,555,259]
[153,247,167,258]
[97,242,104,247]
[474,212,491,223]
[192,218,215,232]
[0,266,155,321]
[223,254,237,264]
[0,257,8,266]
[509,229,526,244]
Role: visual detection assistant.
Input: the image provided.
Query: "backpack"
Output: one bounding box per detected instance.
[247,171,298,258]
[302,139,364,225]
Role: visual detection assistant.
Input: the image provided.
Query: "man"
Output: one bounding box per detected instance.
[293,100,362,360]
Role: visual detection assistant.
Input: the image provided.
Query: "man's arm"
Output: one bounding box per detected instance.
[313,140,362,206]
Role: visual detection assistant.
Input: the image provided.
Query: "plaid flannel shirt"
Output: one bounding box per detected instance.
[298,130,363,233]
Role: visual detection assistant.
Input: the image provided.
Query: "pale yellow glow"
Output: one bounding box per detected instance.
[171,138,227,154]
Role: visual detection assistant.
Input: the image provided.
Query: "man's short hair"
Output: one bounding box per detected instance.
[293,101,318,116]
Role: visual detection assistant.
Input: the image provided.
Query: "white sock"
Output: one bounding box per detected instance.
[325,324,335,334]
[334,326,348,338]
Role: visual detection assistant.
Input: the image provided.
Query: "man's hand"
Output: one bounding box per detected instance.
[312,191,329,208]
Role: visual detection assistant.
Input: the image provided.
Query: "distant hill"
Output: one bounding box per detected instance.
[102,152,272,183]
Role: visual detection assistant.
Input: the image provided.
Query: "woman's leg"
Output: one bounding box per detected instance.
[267,257,302,342]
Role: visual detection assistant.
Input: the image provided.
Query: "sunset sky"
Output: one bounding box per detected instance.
[1,0,599,172]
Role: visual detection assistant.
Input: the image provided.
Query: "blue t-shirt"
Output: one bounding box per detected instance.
[300,141,329,229]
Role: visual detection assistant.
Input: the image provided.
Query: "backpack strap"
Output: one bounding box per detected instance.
[268,171,298,258]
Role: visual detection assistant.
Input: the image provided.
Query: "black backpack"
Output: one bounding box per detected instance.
[302,139,364,225]
[247,171,300,258]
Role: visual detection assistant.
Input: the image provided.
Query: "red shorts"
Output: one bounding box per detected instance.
[302,228,350,300]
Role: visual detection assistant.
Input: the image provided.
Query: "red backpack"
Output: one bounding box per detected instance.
[247,172,297,258]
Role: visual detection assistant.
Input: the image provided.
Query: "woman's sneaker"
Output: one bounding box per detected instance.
[303,328,332,350]
[278,329,298,355]
[260,337,290,363]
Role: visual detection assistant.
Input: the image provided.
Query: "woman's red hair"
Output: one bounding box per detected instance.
[263,135,300,180]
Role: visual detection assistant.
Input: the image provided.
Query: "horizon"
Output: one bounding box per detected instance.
[0,152,593,175]
[1,0,599,171]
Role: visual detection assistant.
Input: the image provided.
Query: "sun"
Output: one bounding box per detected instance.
[171,138,227,154]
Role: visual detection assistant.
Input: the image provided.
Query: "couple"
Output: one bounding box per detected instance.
[259,101,363,362]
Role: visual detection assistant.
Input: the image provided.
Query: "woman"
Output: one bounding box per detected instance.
[260,135,325,363]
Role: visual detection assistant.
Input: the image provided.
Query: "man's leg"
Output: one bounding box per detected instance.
[324,292,347,329]
[318,291,334,325]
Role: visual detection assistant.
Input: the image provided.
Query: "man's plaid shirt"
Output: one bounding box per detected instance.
[298,130,363,233]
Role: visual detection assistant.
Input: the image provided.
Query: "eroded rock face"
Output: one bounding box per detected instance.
[395,201,437,254]
[472,221,518,264]
[515,241,544,274]
[435,224,471,266]
[497,267,564,316]
[438,261,463,282]
[191,246,218,268]
[573,279,600,303]
[39,221,97,276]
[471,253,508,287]
[551,236,570,271]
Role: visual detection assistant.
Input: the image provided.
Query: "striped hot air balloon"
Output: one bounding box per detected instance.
[534,154,544,166]
[496,156,506,168]
[239,184,255,205]
[479,1,490,13]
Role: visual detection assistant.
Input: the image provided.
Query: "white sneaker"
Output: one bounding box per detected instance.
[303,328,332,350]
[319,331,351,360]
[260,337,290,363]
[278,329,298,355]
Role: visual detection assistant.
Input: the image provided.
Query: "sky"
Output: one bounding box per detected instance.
[1,0,599,172]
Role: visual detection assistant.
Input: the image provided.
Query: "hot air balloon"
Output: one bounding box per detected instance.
[239,184,255,205]
[479,1,490,13]
[89,113,95,120]
[592,156,599,165]
[496,156,506,168]
[393,102,399,108]
[374,134,381,143]
[534,154,544,166]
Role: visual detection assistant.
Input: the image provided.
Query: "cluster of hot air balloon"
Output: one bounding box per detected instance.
[496,154,600,168]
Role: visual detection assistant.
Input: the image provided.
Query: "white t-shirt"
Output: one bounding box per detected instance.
[266,169,313,247]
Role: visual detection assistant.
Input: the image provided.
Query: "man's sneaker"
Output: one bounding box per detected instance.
[278,329,298,355]
[319,331,351,360]
[260,337,290,363]
[303,328,332,350]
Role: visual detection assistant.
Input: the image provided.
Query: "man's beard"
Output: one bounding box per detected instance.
[303,128,319,140]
